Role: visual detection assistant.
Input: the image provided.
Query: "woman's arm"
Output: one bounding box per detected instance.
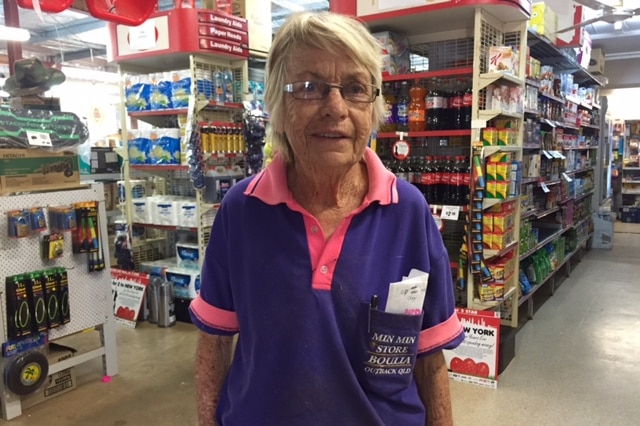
[414,350,454,426]
[195,331,234,426]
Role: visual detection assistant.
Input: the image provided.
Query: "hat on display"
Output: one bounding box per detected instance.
[2,58,66,96]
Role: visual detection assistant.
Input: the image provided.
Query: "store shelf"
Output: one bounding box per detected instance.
[623,167,640,171]
[471,286,517,311]
[132,223,198,232]
[536,206,560,219]
[525,78,541,88]
[570,215,591,231]
[567,166,594,174]
[581,123,599,129]
[359,2,527,35]
[622,189,640,195]
[382,67,473,82]
[524,108,540,115]
[376,129,471,139]
[484,241,518,259]
[128,108,189,118]
[483,196,517,210]
[518,230,593,307]
[130,164,188,172]
[622,180,640,184]
[523,144,541,149]
[478,72,524,90]
[519,227,564,261]
[562,146,597,151]
[482,145,521,157]
[521,177,539,185]
[527,30,606,86]
[81,173,121,181]
[539,179,561,187]
[575,190,595,201]
[539,91,564,104]
[479,110,523,122]
[521,208,539,219]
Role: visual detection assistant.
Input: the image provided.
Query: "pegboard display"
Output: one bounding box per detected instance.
[0,185,112,342]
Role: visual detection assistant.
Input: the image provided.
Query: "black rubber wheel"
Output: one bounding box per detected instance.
[4,351,49,396]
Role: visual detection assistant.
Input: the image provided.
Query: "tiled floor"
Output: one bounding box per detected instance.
[2,226,639,425]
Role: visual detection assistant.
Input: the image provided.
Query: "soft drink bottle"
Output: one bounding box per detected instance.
[396,81,410,132]
[380,82,397,132]
[452,79,464,130]
[422,156,435,204]
[460,156,471,206]
[408,80,426,132]
[462,82,473,129]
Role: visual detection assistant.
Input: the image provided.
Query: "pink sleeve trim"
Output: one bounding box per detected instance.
[189,295,239,332]
[417,311,463,354]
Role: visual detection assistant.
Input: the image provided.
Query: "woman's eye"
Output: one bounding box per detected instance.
[346,83,366,94]
[302,81,319,92]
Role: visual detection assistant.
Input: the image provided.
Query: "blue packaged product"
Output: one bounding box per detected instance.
[128,131,150,165]
[213,69,224,102]
[148,129,180,164]
[171,70,191,108]
[125,80,151,112]
[150,74,173,110]
[223,69,234,103]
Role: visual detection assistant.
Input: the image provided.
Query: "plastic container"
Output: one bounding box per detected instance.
[158,280,176,328]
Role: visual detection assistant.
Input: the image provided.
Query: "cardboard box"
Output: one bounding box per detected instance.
[530,2,558,44]
[232,0,272,56]
[487,46,518,74]
[21,345,76,410]
[0,149,80,195]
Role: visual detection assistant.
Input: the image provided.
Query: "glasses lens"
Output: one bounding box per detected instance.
[291,81,326,100]
[342,82,374,102]
[285,81,377,103]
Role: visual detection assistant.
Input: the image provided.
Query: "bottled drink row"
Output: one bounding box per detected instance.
[383,155,471,206]
[380,78,473,133]
[199,123,246,154]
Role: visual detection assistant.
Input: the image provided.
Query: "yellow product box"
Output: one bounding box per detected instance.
[482,127,497,146]
[523,154,541,177]
[478,284,495,302]
[492,212,508,234]
[495,163,509,181]
[491,282,505,299]
[488,263,505,281]
[486,180,497,199]
[488,152,513,163]
[492,232,510,251]
[486,163,497,181]
[483,232,493,250]
[497,129,509,146]
[530,2,558,44]
[483,213,493,233]
[495,181,509,199]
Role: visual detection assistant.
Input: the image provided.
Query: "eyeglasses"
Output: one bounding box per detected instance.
[283,80,380,103]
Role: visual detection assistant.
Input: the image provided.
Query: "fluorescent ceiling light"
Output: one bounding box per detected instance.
[0,25,30,42]
[614,20,624,30]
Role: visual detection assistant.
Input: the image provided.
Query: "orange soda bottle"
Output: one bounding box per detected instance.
[408,80,426,132]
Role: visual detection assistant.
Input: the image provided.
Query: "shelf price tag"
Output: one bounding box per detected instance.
[441,205,460,221]
[541,182,551,193]
[26,131,52,148]
[542,150,553,159]
[562,172,573,182]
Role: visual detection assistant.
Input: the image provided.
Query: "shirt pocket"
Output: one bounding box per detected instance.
[356,302,423,397]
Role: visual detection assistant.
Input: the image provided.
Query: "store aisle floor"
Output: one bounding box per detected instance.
[1,232,639,425]
[453,231,640,426]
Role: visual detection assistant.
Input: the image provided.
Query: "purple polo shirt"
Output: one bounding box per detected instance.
[190,148,464,425]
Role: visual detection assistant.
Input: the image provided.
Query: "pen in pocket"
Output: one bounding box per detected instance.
[368,294,378,333]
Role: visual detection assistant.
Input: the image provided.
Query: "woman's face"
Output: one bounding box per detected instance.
[282,46,374,172]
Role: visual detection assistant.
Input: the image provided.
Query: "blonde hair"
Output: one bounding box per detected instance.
[264,11,385,163]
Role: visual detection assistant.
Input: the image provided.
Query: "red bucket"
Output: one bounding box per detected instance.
[86,0,157,27]
[17,0,75,13]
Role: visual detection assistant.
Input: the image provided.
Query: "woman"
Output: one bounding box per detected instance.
[190,11,464,426]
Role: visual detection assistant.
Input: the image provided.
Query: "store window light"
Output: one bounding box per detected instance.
[0,25,30,42]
